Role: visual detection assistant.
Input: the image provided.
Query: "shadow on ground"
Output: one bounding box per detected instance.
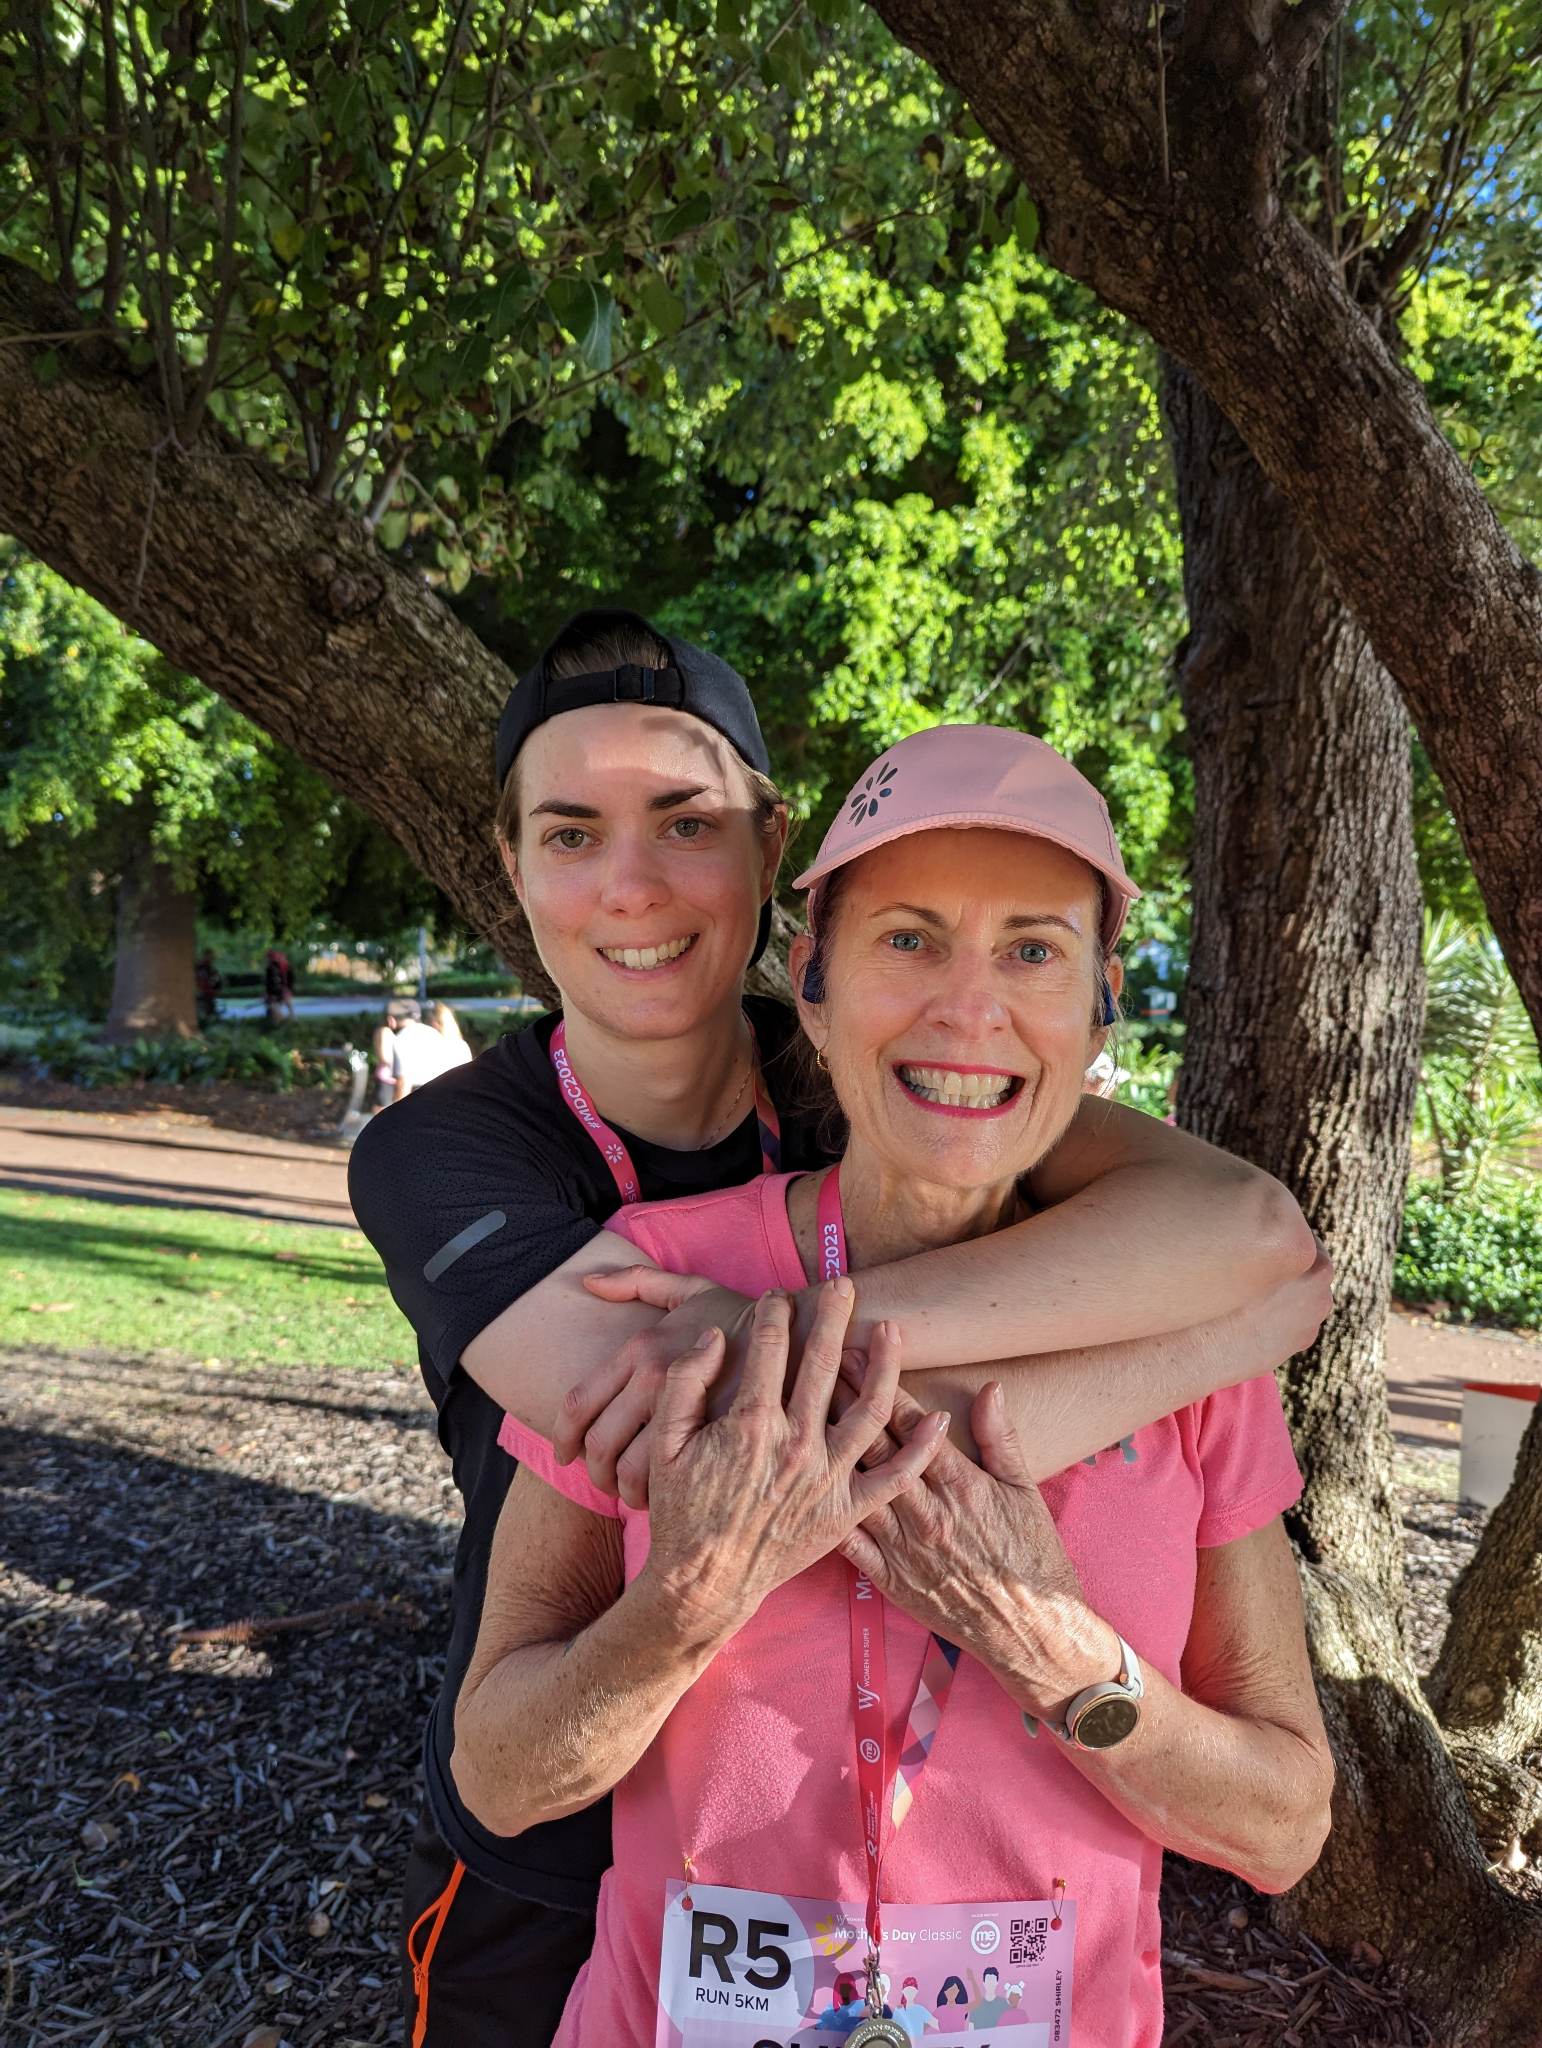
[0,1353,451,2047]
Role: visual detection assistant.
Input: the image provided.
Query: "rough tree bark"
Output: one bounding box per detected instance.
[1428,1394,1542,1854]
[0,257,539,987]
[866,0,1542,1051]
[1164,358,1542,2042]
[105,822,198,1039]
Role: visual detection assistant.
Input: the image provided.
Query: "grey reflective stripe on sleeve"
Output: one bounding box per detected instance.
[423,1210,507,1284]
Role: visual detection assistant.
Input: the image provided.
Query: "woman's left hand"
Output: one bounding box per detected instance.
[840,1377,1117,1720]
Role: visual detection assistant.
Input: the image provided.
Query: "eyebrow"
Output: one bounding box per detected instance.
[873,901,1084,935]
[528,785,713,820]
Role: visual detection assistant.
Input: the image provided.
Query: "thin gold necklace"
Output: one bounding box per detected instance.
[699,1033,753,1149]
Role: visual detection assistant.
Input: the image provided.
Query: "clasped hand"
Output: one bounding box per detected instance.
[637,1282,948,1640]
[838,1376,1103,1717]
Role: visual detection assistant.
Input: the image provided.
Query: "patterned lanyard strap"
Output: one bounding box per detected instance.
[548,1014,781,1206]
[818,1164,960,1967]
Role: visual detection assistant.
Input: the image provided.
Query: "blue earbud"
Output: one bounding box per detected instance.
[1099,984,1116,1027]
[801,956,827,1004]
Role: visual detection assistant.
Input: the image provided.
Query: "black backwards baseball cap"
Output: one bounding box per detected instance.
[495,609,778,964]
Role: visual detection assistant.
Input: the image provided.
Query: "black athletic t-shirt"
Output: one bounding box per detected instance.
[347,995,825,1906]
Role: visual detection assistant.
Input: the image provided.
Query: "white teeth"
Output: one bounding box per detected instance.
[899,1064,1016,1108]
[601,935,696,967]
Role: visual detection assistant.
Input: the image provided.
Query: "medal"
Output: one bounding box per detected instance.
[846,1951,907,2048]
[847,2019,908,2046]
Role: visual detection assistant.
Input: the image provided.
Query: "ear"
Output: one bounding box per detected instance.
[789,932,828,1049]
[499,835,525,909]
[1087,953,1124,1062]
[759,804,790,899]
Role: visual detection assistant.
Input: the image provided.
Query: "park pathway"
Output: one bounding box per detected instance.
[2,1099,1537,1442]
[0,1102,353,1228]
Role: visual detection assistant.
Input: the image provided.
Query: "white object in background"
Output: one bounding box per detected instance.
[1459,1382,1541,1508]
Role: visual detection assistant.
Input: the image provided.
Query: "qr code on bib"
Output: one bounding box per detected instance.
[1009,1916,1050,1968]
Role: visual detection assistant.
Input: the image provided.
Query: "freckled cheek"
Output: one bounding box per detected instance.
[523,867,602,948]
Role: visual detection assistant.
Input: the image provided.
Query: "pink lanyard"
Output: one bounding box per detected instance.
[548,1015,781,1207]
[818,1166,960,1961]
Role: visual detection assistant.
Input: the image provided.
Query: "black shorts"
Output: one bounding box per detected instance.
[401,1804,597,2047]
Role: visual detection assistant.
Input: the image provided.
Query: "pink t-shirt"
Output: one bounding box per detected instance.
[497,1173,1302,2048]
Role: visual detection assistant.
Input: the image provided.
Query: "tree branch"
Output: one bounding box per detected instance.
[1276,0,1350,93]
[180,0,249,445]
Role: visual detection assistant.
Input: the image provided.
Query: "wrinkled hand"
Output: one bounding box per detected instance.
[641,1288,948,1640]
[840,1379,1107,1718]
[557,1267,757,1504]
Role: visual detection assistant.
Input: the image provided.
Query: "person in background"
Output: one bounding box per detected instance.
[195,949,222,1026]
[389,998,463,1101]
[372,1008,400,1112]
[426,1000,475,1071]
[264,947,296,1025]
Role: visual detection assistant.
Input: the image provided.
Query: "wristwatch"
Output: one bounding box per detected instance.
[1030,1634,1144,1750]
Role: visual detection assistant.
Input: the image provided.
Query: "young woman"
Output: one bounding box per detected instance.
[349,617,1327,2047]
[455,725,1333,2048]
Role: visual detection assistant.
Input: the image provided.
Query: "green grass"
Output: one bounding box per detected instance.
[0,1189,413,1370]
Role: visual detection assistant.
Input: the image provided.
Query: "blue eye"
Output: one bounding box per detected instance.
[1017,941,1051,965]
[887,931,924,953]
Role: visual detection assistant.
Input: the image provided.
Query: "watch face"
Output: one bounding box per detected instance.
[1074,1693,1141,1748]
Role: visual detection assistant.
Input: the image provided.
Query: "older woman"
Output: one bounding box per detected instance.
[454,725,1333,2048]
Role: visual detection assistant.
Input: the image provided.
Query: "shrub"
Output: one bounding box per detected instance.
[1397,1176,1542,1331]
[17,1021,346,1094]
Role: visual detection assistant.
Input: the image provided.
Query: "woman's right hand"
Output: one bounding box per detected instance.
[640,1282,948,1640]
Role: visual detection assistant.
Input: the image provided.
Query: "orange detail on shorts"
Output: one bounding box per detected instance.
[406,1857,466,2048]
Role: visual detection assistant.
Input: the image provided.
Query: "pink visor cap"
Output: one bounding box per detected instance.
[793,724,1140,949]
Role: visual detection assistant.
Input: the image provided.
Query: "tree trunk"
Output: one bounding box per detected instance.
[1163,357,1542,2042]
[1163,354,1422,1614]
[105,829,198,1040]
[1428,1396,1542,1849]
[865,0,1542,1055]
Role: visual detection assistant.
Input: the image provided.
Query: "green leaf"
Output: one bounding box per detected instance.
[660,191,712,241]
[462,269,535,336]
[546,278,618,372]
[1013,192,1040,252]
[639,276,686,337]
[271,221,305,263]
[33,349,62,388]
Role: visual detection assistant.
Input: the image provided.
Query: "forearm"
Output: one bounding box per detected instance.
[463,1233,668,1436]
[824,1107,1315,1368]
[453,1569,733,1838]
[907,1261,1328,1481]
[987,1601,1330,1893]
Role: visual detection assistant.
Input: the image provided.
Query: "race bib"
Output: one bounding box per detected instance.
[656,1879,1076,2047]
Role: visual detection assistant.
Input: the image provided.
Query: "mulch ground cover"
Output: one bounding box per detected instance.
[0,1351,1498,2045]
[0,1080,352,1150]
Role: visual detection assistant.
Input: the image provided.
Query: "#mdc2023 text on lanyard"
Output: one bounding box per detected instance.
[549,1015,780,1204]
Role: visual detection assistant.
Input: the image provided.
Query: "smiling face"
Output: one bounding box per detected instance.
[506,704,785,1041]
[793,828,1119,1195]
